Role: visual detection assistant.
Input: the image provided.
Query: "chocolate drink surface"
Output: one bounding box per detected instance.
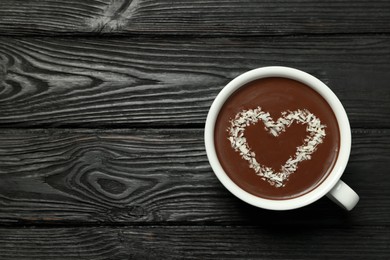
[214,77,340,200]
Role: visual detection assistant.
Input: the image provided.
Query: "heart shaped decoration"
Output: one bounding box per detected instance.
[228,107,326,187]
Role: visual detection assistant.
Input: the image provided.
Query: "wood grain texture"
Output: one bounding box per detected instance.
[1,36,390,128]
[0,226,389,259]
[0,128,389,225]
[1,0,390,36]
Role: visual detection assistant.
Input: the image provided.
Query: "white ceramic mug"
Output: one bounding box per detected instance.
[204,66,359,211]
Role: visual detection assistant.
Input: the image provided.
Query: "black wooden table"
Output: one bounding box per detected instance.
[0,1,389,259]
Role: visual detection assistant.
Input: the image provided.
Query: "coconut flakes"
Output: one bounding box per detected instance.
[227,107,326,188]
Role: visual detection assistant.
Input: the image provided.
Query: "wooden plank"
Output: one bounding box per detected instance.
[0,36,389,128]
[1,0,390,35]
[0,226,388,259]
[0,128,389,225]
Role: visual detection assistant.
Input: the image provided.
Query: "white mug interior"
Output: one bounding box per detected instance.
[204,66,351,210]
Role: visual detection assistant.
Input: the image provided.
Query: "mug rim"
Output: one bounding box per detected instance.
[204,66,351,210]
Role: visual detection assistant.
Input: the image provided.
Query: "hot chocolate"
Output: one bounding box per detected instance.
[214,77,340,200]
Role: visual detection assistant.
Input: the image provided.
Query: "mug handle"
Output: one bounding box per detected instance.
[326,180,359,211]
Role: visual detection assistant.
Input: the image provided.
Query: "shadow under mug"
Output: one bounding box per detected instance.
[204,66,359,211]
